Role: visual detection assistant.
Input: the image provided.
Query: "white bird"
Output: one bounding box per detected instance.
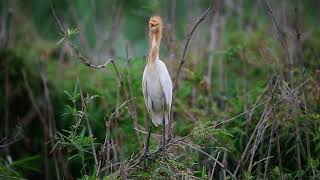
[142,15,172,155]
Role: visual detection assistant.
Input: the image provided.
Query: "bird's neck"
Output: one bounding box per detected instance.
[148,31,161,64]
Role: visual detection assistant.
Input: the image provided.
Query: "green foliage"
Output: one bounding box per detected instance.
[0,155,41,179]
[193,125,233,145]
[126,152,196,179]
[52,82,99,174]
[2,0,320,179]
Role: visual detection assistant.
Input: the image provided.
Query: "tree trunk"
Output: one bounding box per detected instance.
[207,1,221,97]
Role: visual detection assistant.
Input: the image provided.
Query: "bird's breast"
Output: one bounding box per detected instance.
[146,67,163,101]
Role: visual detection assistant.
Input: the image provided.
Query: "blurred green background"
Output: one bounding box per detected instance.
[1,0,320,179]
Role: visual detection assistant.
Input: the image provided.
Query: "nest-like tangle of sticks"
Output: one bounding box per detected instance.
[116,145,197,180]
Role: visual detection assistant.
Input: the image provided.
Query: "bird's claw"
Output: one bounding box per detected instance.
[144,151,152,160]
[139,150,152,164]
[140,150,153,170]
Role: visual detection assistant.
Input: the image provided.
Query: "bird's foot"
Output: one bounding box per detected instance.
[139,150,153,170]
[144,150,152,160]
[140,150,152,163]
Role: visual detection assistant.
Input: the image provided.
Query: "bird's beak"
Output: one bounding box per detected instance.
[149,21,159,31]
[149,23,156,28]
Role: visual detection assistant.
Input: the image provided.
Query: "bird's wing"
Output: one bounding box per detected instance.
[158,60,173,110]
[142,65,150,113]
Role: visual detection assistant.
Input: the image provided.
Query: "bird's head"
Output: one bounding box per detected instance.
[149,15,163,34]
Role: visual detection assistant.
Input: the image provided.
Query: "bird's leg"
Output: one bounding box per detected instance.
[140,125,152,170]
[162,113,166,147]
[144,125,152,159]
[166,111,172,144]
[166,124,172,144]
[156,112,166,153]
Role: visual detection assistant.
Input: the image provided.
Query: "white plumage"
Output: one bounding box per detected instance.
[142,58,172,126]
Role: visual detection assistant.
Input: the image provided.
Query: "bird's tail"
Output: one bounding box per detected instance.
[150,111,169,127]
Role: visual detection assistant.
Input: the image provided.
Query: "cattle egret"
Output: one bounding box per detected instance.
[142,15,173,156]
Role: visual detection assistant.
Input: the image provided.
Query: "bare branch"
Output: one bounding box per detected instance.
[178,141,236,180]
[49,0,64,33]
[263,0,289,60]
[71,44,113,69]
[211,76,311,128]
[173,6,214,90]
[169,5,214,140]
[0,126,23,148]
